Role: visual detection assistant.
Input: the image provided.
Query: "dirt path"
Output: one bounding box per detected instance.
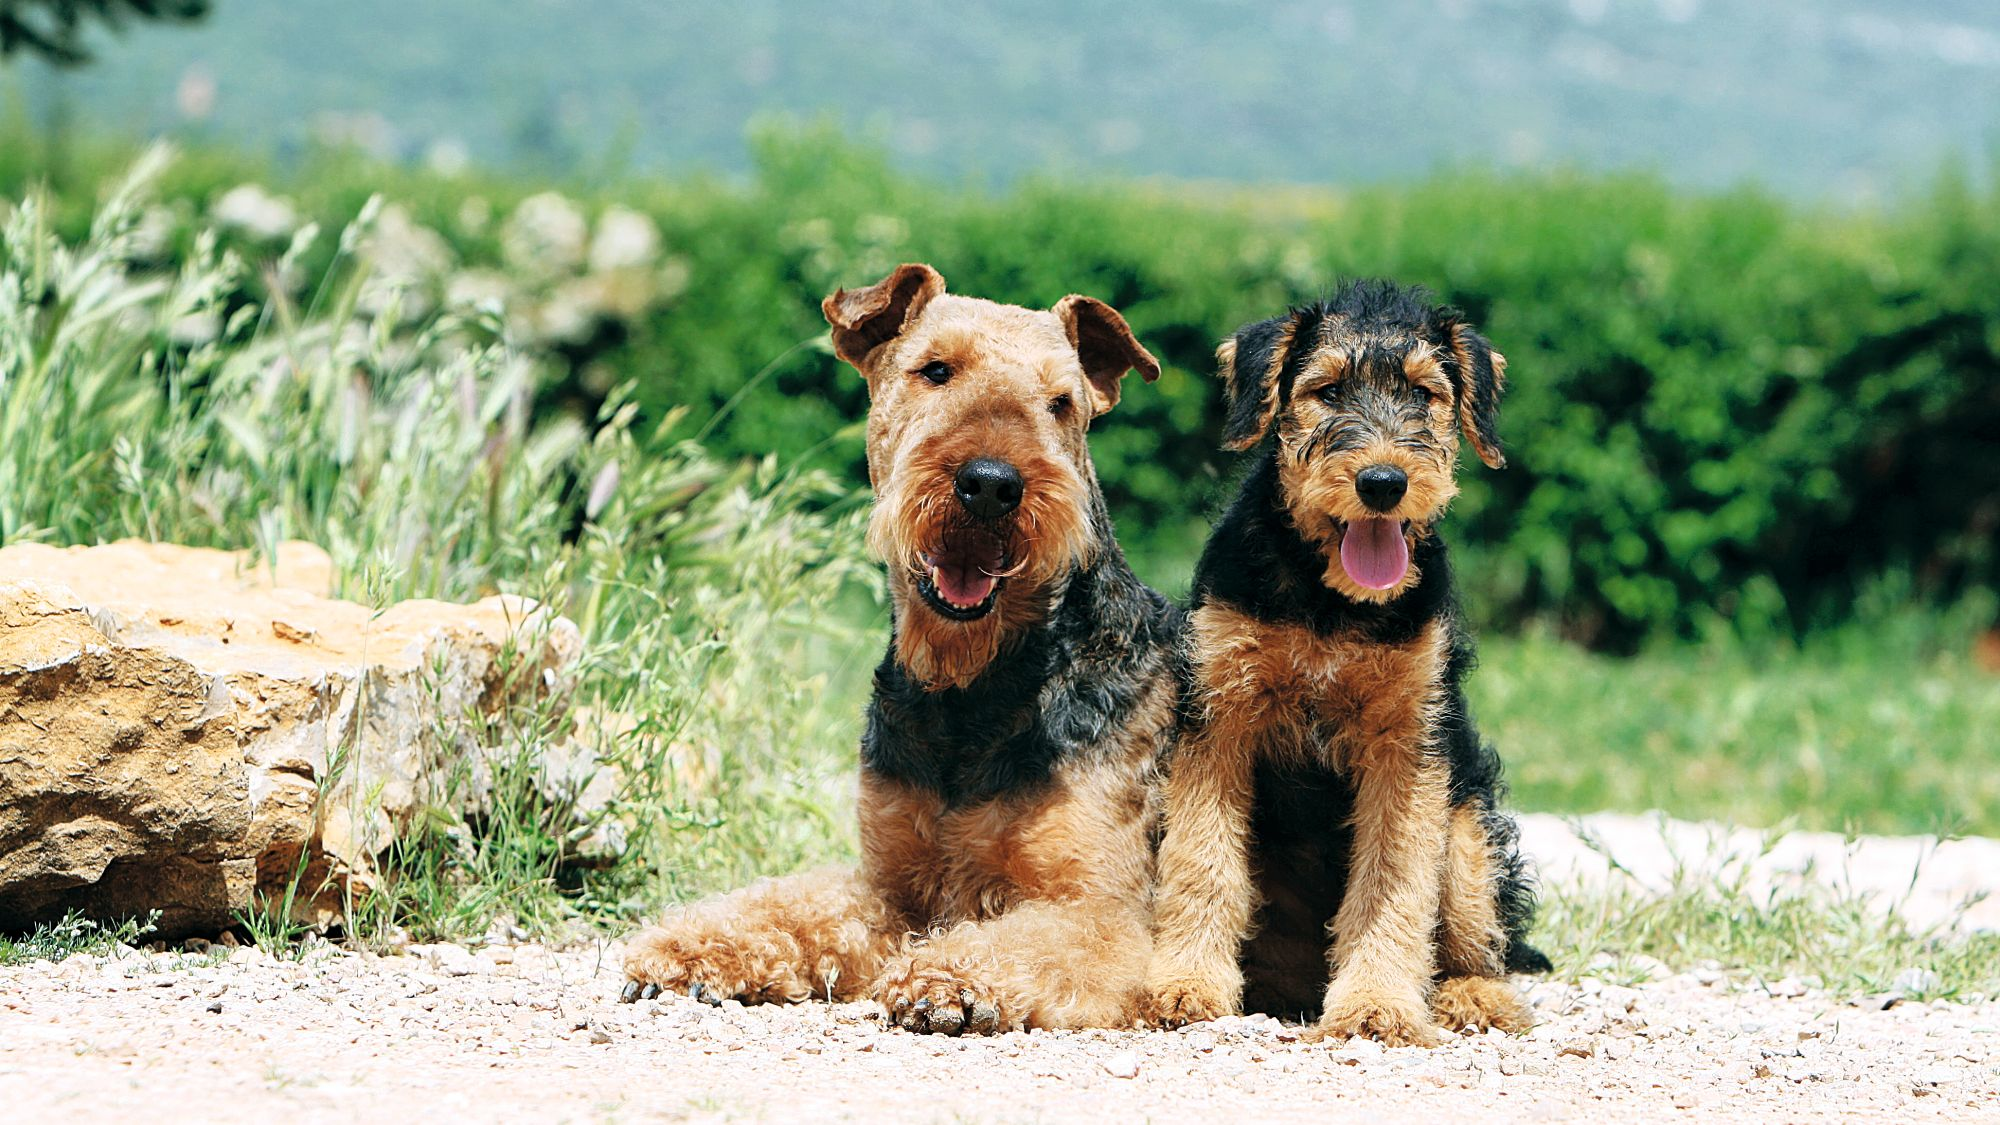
[3,813,1997,1123]
[1,941,1994,1123]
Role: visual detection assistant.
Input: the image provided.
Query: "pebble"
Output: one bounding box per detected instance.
[1103,1050,1142,1078]
[415,943,482,977]
[1329,1037,1385,1065]
[1892,968,1942,996]
[1558,1037,1597,1059]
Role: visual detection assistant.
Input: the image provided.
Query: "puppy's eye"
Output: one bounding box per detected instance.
[1413,385,1437,405]
[1315,384,1340,404]
[919,361,952,385]
[1049,393,1072,416]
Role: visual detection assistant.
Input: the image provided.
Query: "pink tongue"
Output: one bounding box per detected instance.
[934,565,998,608]
[1340,518,1409,590]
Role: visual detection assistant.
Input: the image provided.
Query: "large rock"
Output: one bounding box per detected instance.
[0,540,580,938]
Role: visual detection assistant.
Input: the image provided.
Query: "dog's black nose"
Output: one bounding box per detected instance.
[1355,464,1408,512]
[955,458,1025,520]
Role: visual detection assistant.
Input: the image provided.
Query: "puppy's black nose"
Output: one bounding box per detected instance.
[1355,464,1408,512]
[955,458,1024,520]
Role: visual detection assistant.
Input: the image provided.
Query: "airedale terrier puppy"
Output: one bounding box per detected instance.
[1147,280,1549,1046]
[623,263,1180,1033]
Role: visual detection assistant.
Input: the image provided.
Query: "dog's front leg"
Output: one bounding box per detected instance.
[872,898,1151,1033]
[622,865,897,1006]
[1309,737,1451,1047]
[1143,721,1260,1026]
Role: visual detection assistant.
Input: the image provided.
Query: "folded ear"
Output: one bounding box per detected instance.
[1052,294,1160,416]
[820,263,946,367]
[1439,314,1508,469]
[1217,312,1301,451]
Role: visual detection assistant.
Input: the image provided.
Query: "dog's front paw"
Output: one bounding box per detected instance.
[1307,987,1445,1048]
[871,958,1005,1036]
[1431,975,1534,1035]
[1145,975,1237,1028]
[621,923,785,1006]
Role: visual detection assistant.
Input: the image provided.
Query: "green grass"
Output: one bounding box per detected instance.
[1534,839,2000,999]
[0,911,157,965]
[1475,616,2000,837]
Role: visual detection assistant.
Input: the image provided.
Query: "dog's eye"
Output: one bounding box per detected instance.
[1314,384,1340,404]
[1049,393,1072,416]
[1413,385,1437,405]
[919,361,952,385]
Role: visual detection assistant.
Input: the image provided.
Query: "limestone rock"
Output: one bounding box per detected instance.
[0,540,580,938]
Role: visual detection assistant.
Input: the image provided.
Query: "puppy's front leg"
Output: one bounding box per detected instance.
[1145,721,1259,1026]
[1310,740,1451,1047]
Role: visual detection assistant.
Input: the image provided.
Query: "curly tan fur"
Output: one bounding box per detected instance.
[1149,607,1454,1043]
[849,286,1141,690]
[623,867,896,1004]
[1431,804,1534,1033]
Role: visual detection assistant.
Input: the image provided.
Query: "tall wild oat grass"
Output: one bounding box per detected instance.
[1,147,878,942]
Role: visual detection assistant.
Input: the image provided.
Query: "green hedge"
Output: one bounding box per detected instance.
[6,124,1996,647]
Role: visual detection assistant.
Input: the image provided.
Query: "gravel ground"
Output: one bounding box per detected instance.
[3,813,1998,1123]
[1,939,1995,1123]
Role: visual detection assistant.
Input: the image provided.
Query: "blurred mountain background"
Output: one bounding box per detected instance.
[7,0,1998,200]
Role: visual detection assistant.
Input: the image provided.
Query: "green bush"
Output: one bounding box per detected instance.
[7,124,1996,647]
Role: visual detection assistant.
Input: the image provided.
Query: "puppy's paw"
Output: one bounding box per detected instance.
[871,958,1005,1036]
[1431,975,1534,1035]
[1145,975,1238,1028]
[1307,987,1445,1048]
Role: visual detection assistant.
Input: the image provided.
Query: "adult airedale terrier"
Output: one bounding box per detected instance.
[623,263,1179,1034]
[1147,280,1548,1046]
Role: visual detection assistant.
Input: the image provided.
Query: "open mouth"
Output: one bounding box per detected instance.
[915,527,1021,621]
[1337,516,1411,590]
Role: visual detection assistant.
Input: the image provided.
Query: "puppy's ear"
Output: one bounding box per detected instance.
[1217,312,1300,451]
[1438,311,1508,469]
[1053,295,1160,416]
[821,263,946,368]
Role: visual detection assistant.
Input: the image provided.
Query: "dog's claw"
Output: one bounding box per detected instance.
[638,983,661,1001]
[959,989,1000,1035]
[928,1004,964,1036]
[908,997,946,1033]
[688,982,721,1006]
[967,1000,1000,1035]
[619,980,642,1003]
